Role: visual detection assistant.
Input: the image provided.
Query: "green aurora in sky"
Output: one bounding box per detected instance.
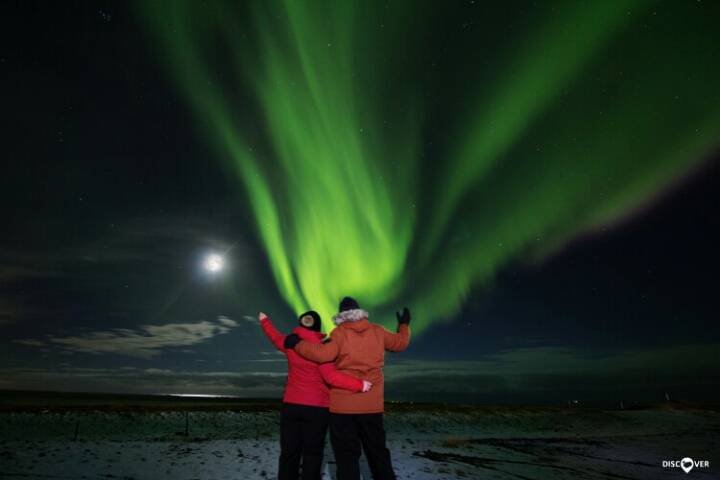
[140,0,720,332]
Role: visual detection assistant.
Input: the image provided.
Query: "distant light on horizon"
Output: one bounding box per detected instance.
[167,393,237,399]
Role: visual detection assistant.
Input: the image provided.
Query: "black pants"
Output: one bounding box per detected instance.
[279,403,330,480]
[330,413,396,480]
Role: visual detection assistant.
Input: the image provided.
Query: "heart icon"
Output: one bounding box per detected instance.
[681,457,694,474]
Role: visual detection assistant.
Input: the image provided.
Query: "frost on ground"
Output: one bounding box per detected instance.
[1,405,718,479]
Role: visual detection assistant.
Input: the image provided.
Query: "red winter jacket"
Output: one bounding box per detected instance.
[260,316,364,407]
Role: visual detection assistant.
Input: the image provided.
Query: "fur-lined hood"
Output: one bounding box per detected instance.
[333,308,369,326]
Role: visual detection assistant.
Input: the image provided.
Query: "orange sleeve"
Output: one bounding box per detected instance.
[294,329,341,363]
[383,324,410,352]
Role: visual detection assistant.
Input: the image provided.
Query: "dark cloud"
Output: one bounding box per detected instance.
[1,212,243,280]
[383,343,720,403]
[0,298,29,325]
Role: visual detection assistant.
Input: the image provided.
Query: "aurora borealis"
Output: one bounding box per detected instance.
[2,1,720,403]
[140,0,720,332]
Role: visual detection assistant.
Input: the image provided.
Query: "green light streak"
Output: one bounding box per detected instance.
[419,0,650,263]
[139,0,720,333]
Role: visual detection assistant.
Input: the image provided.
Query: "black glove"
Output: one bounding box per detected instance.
[284,334,301,349]
[396,307,411,326]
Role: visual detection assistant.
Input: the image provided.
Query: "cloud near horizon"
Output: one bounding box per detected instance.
[12,316,242,359]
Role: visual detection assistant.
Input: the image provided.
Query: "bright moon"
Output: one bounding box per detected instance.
[203,253,224,273]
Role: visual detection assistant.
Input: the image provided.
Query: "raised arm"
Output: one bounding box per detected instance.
[259,312,286,352]
[317,363,365,392]
[384,307,411,352]
[383,324,410,352]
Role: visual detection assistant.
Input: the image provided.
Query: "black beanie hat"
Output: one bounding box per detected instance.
[339,296,360,312]
[298,310,322,332]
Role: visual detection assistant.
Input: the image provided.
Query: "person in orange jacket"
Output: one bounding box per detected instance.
[259,310,372,480]
[283,297,410,480]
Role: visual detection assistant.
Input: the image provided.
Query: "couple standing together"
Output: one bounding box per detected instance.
[259,296,411,480]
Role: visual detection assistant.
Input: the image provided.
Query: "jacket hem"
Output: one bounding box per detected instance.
[329,408,385,414]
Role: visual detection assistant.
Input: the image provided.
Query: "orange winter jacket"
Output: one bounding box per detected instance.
[294,317,410,414]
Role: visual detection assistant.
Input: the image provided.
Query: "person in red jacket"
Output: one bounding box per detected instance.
[259,310,372,480]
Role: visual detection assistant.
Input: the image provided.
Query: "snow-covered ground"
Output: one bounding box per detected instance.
[1,406,718,479]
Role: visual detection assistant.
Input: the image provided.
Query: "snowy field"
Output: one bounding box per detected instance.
[1,403,718,479]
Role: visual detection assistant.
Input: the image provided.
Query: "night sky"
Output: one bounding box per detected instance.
[2,0,719,405]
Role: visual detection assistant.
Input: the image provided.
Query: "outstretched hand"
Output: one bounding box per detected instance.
[258,312,268,322]
[396,307,411,325]
[284,333,301,349]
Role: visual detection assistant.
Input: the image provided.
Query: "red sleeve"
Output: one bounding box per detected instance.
[260,317,286,352]
[318,363,364,392]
